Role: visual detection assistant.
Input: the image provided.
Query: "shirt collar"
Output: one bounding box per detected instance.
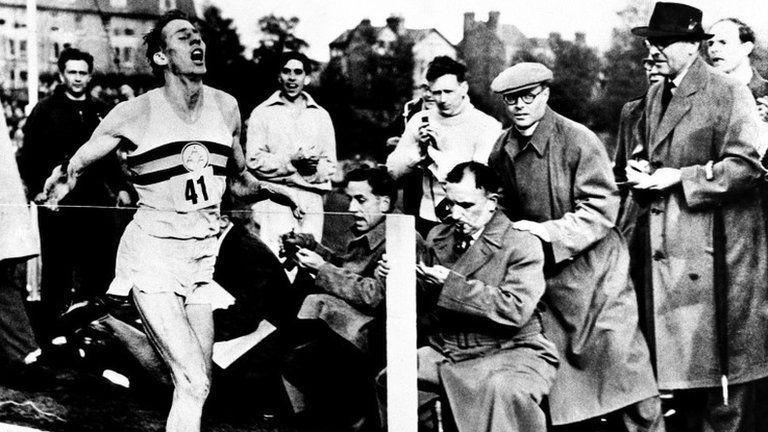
[514,126,544,158]
[470,227,484,242]
[263,90,320,108]
[347,219,386,252]
[671,56,696,89]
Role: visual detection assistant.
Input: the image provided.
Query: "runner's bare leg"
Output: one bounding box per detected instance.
[132,289,212,432]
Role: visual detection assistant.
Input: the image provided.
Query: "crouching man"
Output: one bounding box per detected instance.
[416,161,558,431]
[279,166,426,431]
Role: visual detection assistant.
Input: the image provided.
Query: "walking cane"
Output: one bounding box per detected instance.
[711,165,729,406]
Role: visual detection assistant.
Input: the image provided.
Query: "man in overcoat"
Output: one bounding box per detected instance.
[614,54,664,347]
[416,161,558,432]
[617,3,768,431]
[623,3,768,430]
[487,63,662,430]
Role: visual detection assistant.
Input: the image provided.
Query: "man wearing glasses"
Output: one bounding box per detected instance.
[628,3,768,430]
[487,62,662,431]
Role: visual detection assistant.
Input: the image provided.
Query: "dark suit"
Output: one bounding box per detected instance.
[419,211,558,432]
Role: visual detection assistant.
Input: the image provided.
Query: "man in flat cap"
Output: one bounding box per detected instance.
[624,2,768,431]
[487,62,663,431]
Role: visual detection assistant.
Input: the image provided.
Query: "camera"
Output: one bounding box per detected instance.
[279,230,317,270]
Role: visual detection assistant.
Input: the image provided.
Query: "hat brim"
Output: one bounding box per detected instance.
[631,26,713,40]
[493,81,549,95]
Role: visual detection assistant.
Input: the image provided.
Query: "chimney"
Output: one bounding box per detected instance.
[386,15,404,35]
[463,12,475,37]
[488,11,500,31]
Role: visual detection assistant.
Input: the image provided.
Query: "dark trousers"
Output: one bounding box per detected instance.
[280,320,379,431]
[38,206,118,339]
[669,382,765,432]
[0,258,39,366]
[551,396,664,432]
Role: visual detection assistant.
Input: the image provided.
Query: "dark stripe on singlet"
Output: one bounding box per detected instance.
[126,140,232,168]
[131,164,228,185]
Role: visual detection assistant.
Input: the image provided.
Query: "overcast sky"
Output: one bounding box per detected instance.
[203,0,768,62]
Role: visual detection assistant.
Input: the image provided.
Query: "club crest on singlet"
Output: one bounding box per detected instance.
[181,142,210,172]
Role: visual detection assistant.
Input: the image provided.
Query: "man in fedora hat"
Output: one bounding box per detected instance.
[487,62,662,431]
[627,2,768,430]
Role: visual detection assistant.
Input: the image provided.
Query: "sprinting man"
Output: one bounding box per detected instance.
[39,10,300,432]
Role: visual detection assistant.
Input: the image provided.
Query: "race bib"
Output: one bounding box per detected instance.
[170,165,217,212]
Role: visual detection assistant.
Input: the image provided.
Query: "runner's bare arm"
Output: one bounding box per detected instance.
[37,122,122,206]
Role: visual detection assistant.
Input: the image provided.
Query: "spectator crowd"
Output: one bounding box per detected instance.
[3,3,768,432]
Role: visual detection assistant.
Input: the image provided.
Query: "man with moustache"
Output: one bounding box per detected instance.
[280,167,423,431]
[415,161,558,432]
[488,62,662,431]
[246,51,337,256]
[628,3,768,430]
[387,56,501,237]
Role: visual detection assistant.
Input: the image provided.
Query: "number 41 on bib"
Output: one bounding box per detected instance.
[171,166,217,211]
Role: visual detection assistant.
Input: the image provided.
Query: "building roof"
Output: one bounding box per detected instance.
[0,0,197,18]
[497,24,526,47]
[329,22,454,50]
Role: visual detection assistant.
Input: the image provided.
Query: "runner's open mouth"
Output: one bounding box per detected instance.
[191,49,204,62]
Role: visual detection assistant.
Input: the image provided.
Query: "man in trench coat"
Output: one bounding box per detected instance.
[623,3,768,430]
[614,54,664,346]
[487,63,662,430]
[416,161,558,432]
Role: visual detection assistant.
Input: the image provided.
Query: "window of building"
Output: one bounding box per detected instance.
[20,71,28,82]
[123,47,132,63]
[19,40,27,56]
[8,39,15,57]
[114,47,120,60]
[124,28,135,36]
[160,0,177,13]
[53,42,60,58]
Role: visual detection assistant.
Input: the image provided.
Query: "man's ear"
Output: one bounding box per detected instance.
[743,41,755,57]
[460,81,469,95]
[379,196,392,213]
[304,76,311,86]
[153,52,168,67]
[485,192,499,212]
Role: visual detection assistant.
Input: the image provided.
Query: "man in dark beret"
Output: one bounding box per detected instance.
[487,62,663,431]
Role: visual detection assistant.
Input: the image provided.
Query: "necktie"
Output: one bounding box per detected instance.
[454,233,472,254]
[660,80,675,118]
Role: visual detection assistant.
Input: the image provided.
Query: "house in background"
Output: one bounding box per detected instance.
[329,15,457,96]
[0,0,196,90]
